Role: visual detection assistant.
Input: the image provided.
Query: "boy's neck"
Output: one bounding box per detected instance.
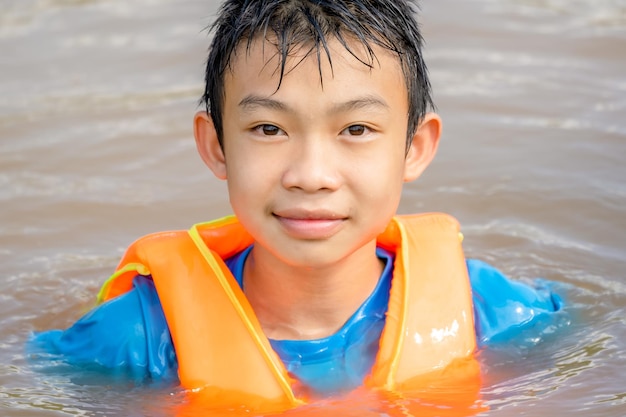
[242,241,384,341]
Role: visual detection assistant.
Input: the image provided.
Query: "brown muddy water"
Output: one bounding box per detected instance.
[1,0,625,416]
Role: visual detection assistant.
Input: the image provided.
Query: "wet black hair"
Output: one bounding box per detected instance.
[201,0,434,150]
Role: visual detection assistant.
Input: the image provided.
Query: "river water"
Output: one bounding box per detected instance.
[1,0,625,416]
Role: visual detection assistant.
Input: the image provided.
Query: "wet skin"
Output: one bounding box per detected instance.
[194,37,441,339]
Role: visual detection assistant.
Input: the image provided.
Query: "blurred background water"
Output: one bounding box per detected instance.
[1,0,625,415]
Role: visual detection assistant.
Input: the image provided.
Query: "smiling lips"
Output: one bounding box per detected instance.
[273,210,347,240]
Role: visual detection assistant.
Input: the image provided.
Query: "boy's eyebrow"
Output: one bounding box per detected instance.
[238,94,389,114]
[239,95,289,112]
[332,96,390,113]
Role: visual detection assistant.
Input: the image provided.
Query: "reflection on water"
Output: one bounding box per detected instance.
[1,0,625,415]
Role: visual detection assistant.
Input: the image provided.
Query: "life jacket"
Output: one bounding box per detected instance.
[98,213,478,413]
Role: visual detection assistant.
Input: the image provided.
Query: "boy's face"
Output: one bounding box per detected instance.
[195,37,440,268]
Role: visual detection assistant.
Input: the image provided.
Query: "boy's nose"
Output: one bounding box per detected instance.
[281,137,341,193]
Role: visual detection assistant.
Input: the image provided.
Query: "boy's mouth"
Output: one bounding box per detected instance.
[272,210,347,240]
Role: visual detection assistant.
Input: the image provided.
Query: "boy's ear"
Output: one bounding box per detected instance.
[194,111,227,180]
[403,112,442,182]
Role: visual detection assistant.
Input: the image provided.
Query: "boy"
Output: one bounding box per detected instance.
[30,0,562,412]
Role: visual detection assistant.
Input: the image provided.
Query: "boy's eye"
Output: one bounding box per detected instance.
[254,124,284,136]
[342,125,367,136]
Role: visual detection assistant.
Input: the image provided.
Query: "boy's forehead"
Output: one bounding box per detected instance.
[228,35,401,84]
[221,35,409,121]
